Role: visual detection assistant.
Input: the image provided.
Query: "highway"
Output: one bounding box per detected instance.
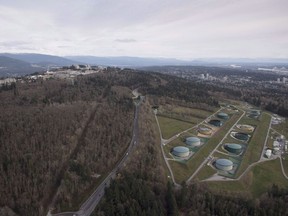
[49,98,141,216]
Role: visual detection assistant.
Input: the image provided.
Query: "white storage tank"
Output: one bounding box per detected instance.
[215,159,233,171]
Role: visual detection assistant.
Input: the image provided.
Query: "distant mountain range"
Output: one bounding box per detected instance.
[0,53,288,77]
[1,53,78,66]
[65,56,187,67]
[0,53,80,77]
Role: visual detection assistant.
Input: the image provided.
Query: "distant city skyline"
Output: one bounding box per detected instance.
[0,0,288,59]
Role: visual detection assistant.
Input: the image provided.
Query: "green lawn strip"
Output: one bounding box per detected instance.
[236,113,271,178]
[157,116,194,139]
[206,180,247,194]
[169,111,243,183]
[249,158,288,198]
[196,165,217,180]
[238,115,260,127]
[160,105,215,119]
[157,113,201,125]
[266,130,274,149]
[281,153,288,176]
[158,107,214,126]
[173,107,215,117]
[169,160,190,184]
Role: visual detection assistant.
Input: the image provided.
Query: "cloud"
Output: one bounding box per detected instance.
[114,39,137,43]
[0,41,29,47]
[0,0,287,58]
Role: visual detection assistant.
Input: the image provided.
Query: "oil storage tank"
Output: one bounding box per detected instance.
[172,146,189,158]
[224,143,242,154]
[217,112,229,120]
[198,127,212,135]
[215,159,233,171]
[233,132,250,142]
[185,137,201,147]
[208,119,223,127]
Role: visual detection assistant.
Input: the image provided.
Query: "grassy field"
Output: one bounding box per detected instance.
[157,116,194,139]
[206,158,288,198]
[159,105,216,119]
[238,115,259,128]
[236,113,271,177]
[207,180,247,194]
[249,158,288,197]
[266,130,275,149]
[168,111,243,183]
[281,153,288,176]
[196,165,217,180]
[169,160,190,183]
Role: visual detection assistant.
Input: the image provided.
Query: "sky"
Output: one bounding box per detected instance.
[0,0,288,59]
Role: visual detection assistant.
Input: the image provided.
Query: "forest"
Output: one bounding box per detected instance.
[93,90,288,216]
[142,66,288,117]
[0,67,287,216]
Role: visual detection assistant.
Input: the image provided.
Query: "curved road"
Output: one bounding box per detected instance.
[49,99,141,216]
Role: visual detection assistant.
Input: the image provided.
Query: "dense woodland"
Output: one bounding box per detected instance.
[142,66,288,117]
[94,92,288,216]
[0,67,287,215]
[0,70,139,215]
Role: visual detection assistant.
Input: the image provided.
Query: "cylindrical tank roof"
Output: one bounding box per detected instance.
[217,112,229,119]
[198,127,212,135]
[186,137,200,142]
[215,158,233,171]
[216,158,233,167]
[186,137,201,146]
[173,146,189,153]
[234,132,249,141]
[172,146,190,158]
[224,143,242,154]
[226,143,242,150]
[208,119,223,127]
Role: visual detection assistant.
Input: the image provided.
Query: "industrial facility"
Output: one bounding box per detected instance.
[217,112,229,120]
[185,137,201,147]
[265,149,272,158]
[208,119,223,127]
[215,158,233,171]
[224,143,243,154]
[172,146,190,158]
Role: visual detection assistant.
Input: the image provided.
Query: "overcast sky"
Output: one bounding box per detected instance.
[0,0,287,59]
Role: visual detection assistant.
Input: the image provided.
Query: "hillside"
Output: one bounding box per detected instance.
[0,53,79,66]
[0,56,40,77]
[0,67,287,216]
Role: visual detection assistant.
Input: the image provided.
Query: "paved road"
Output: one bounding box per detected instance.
[49,99,141,216]
[154,114,178,186]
